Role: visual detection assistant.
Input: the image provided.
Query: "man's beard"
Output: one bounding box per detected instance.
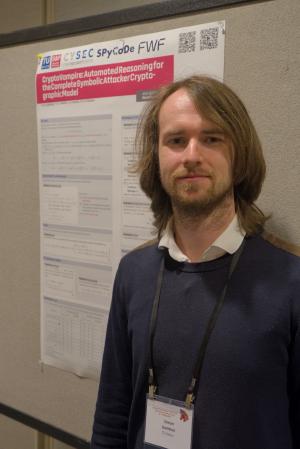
[162,173,234,219]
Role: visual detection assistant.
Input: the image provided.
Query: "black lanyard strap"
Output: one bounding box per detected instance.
[148,256,165,398]
[185,239,245,407]
[148,240,246,405]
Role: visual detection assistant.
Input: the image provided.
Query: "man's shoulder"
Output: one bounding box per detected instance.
[241,232,300,293]
[261,231,300,258]
[245,231,300,279]
[115,239,162,289]
[119,238,161,270]
[131,238,159,253]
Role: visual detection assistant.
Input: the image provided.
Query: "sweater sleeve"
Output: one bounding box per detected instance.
[289,281,300,449]
[91,264,132,449]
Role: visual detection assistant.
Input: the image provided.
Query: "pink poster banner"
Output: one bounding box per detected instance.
[36,55,174,104]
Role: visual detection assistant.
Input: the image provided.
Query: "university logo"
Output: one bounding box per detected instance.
[41,56,51,70]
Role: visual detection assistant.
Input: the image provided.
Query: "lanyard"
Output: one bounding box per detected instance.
[148,240,245,408]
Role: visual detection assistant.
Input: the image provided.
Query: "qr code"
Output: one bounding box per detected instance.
[178,31,196,53]
[200,27,219,50]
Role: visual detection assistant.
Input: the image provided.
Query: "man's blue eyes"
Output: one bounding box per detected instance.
[205,136,222,144]
[169,137,185,145]
[167,136,222,146]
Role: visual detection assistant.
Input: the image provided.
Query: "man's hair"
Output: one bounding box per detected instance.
[135,75,267,237]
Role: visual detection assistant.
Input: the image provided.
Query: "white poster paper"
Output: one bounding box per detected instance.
[36,21,225,378]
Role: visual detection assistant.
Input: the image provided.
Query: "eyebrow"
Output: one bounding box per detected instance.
[201,128,225,135]
[161,128,225,137]
[161,130,185,137]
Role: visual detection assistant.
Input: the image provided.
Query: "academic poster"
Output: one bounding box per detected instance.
[36,21,225,378]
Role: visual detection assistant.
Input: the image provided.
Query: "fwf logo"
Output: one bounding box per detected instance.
[41,56,51,69]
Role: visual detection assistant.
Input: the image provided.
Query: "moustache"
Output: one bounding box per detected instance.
[173,170,212,179]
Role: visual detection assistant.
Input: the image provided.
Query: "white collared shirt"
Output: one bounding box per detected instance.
[158,215,245,263]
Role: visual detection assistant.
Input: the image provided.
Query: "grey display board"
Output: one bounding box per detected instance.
[0,0,299,445]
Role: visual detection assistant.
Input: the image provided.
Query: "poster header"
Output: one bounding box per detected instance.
[36,56,173,103]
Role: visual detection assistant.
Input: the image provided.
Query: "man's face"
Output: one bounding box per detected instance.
[158,88,234,216]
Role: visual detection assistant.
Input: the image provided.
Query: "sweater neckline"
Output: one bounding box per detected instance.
[164,250,232,273]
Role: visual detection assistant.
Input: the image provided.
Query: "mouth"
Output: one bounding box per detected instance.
[177,173,210,181]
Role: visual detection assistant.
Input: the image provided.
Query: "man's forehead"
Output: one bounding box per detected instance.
[159,88,192,112]
[158,89,222,132]
[158,88,209,125]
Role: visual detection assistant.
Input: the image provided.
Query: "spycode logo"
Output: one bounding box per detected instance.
[41,56,51,69]
[51,54,61,68]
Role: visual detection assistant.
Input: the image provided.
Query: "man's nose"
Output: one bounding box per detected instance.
[182,139,204,167]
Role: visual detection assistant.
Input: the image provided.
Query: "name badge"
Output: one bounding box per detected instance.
[144,395,194,449]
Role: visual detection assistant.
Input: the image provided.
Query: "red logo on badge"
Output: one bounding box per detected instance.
[179,409,189,422]
[51,54,61,68]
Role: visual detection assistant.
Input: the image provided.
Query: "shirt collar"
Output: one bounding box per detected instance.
[158,215,245,263]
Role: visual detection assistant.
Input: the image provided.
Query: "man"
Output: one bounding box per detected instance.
[91,76,300,449]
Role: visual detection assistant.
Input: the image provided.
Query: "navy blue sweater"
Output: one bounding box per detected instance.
[91,233,300,449]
